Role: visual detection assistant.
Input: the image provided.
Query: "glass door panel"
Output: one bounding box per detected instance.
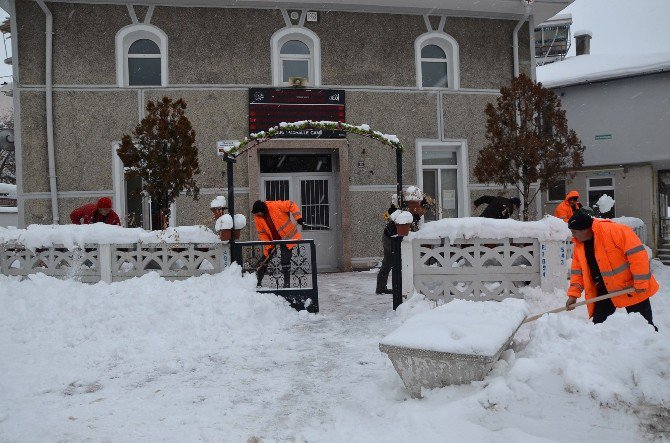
[440,169,458,218]
[422,169,438,221]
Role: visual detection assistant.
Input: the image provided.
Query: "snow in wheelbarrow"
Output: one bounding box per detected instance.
[379,298,528,398]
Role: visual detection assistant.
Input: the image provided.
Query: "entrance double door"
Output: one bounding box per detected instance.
[261,173,338,271]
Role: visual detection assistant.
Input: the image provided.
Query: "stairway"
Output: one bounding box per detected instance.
[658,239,670,266]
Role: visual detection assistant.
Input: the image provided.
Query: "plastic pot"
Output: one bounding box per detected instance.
[395,223,411,236]
[219,229,241,241]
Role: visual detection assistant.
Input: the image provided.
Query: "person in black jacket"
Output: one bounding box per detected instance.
[376,199,426,294]
[474,195,521,219]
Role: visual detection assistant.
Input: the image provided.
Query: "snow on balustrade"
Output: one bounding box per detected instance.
[0,224,227,282]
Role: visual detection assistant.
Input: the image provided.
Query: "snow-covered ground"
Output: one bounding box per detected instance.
[1,263,669,442]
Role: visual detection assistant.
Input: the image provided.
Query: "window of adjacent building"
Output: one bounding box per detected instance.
[587,176,615,218]
[534,25,570,60]
[547,180,566,202]
[116,24,168,87]
[420,146,460,220]
[415,33,460,90]
[271,28,321,87]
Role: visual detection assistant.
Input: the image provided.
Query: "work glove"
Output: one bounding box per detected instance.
[296,218,304,225]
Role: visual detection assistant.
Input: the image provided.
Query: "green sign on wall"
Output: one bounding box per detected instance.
[595,134,612,140]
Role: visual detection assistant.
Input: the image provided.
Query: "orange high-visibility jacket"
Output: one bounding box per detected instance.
[254,200,302,256]
[555,190,580,222]
[568,219,659,317]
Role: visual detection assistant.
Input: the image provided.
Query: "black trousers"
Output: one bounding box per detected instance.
[592,297,658,331]
[257,244,293,288]
[376,234,393,293]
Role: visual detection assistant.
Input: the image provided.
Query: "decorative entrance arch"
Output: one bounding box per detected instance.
[223,120,406,309]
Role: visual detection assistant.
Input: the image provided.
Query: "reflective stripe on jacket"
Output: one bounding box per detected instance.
[254,200,302,256]
[567,218,659,317]
[555,190,580,222]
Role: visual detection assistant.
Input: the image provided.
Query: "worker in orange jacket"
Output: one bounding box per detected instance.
[252,200,303,288]
[555,190,582,222]
[565,211,659,330]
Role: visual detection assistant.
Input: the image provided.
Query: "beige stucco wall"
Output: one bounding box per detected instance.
[442,93,498,180]
[16,3,534,267]
[145,89,250,189]
[20,91,49,193]
[18,4,526,89]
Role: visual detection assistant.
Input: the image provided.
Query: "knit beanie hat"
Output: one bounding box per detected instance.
[567,210,593,230]
[251,200,267,214]
[97,197,112,209]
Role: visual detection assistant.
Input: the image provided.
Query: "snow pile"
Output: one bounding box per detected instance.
[573,29,593,37]
[613,216,645,229]
[209,195,227,209]
[403,185,423,202]
[234,214,247,229]
[214,214,247,232]
[215,214,248,231]
[0,267,669,440]
[390,210,413,225]
[0,266,308,440]
[0,224,220,249]
[537,52,670,87]
[411,215,572,241]
[512,310,669,407]
[595,194,615,213]
[215,214,233,230]
[381,298,528,356]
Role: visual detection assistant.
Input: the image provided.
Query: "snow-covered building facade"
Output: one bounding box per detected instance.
[537,50,670,253]
[7,0,569,271]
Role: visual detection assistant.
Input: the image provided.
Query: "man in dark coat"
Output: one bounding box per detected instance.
[70,197,121,226]
[474,195,521,219]
[376,199,427,294]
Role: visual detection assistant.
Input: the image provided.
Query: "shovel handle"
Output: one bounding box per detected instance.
[522,287,634,324]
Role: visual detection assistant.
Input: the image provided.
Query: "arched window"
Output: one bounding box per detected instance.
[415,33,459,89]
[116,24,168,87]
[271,28,321,86]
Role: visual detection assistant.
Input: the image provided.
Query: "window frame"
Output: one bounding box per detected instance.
[415,32,460,90]
[271,27,321,87]
[587,175,616,218]
[416,140,469,218]
[116,24,168,87]
[547,179,567,202]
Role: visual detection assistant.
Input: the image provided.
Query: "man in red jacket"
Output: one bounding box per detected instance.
[70,197,121,226]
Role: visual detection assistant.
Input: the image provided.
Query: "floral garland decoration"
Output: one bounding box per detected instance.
[221,120,404,158]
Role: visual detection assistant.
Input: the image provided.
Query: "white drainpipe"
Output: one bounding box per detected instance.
[513,4,531,78]
[513,4,531,217]
[36,0,59,224]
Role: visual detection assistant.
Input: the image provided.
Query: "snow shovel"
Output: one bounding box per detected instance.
[254,246,278,273]
[521,287,634,324]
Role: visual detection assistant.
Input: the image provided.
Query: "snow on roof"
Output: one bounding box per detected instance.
[573,29,592,37]
[538,12,572,26]
[537,52,670,88]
